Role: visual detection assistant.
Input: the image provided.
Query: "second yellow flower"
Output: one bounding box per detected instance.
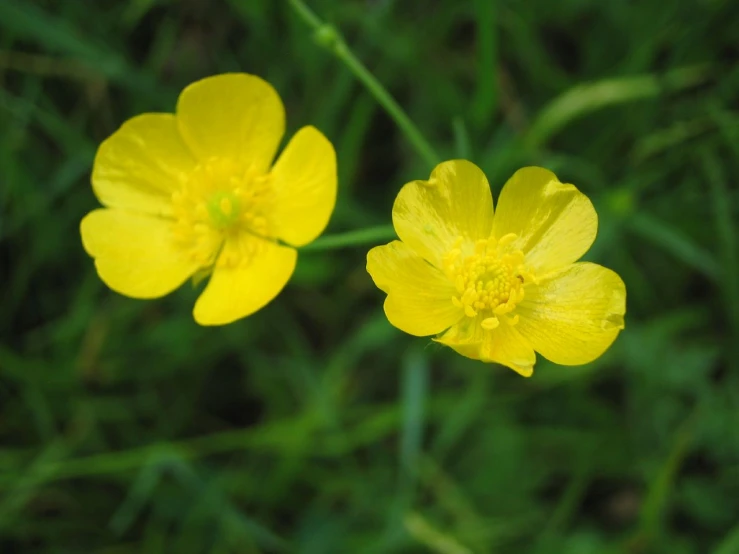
[366,161,626,376]
[81,73,337,325]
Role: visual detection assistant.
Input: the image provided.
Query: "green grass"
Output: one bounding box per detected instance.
[2,0,739,552]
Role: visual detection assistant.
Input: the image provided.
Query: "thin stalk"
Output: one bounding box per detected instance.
[288,0,440,169]
[301,224,395,252]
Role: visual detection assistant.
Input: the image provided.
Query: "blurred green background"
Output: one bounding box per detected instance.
[2,0,739,552]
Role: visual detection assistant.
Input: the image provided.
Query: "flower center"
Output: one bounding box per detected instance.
[206,191,241,230]
[443,234,532,330]
[171,158,273,267]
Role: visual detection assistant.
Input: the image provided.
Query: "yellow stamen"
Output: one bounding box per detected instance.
[497,233,517,249]
[170,158,273,268]
[442,234,534,331]
[481,317,500,330]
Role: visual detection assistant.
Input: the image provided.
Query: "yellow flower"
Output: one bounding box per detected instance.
[80,73,337,325]
[366,160,626,377]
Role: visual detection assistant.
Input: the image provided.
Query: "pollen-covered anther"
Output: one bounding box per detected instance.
[481,317,500,330]
[215,234,266,270]
[497,232,518,249]
[445,236,532,329]
[506,314,520,326]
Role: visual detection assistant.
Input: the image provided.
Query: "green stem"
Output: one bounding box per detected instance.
[288,0,440,169]
[301,224,396,252]
[470,0,497,125]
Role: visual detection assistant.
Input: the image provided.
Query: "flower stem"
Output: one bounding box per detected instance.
[287,0,440,169]
[301,225,396,252]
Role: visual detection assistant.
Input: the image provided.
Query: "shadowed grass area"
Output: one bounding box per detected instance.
[2,0,739,552]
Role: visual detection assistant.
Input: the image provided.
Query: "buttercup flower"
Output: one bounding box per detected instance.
[366,161,626,376]
[81,73,337,325]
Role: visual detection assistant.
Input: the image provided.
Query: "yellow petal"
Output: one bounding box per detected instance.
[436,319,536,377]
[492,167,597,276]
[392,160,494,267]
[176,73,285,173]
[193,234,297,326]
[80,209,200,298]
[270,126,337,247]
[367,241,463,336]
[92,114,196,215]
[515,262,626,365]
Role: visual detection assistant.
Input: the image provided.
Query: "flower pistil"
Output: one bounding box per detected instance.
[171,157,273,268]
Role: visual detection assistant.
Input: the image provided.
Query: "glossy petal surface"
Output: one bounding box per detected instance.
[193,234,297,326]
[436,319,535,377]
[176,73,285,172]
[92,114,196,216]
[393,160,494,267]
[80,209,199,298]
[270,126,337,246]
[492,167,597,276]
[367,241,463,336]
[516,262,626,365]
